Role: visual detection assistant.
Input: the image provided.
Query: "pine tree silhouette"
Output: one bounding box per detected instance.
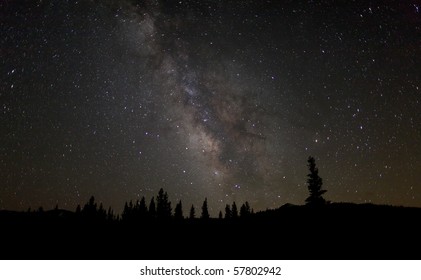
[107,206,114,221]
[240,201,251,217]
[189,204,195,219]
[231,202,238,218]
[156,188,172,218]
[149,197,156,218]
[305,156,327,206]
[174,200,183,219]
[82,196,97,219]
[134,200,140,217]
[201,198,210,219]
[98,203,106,220]
[218,210,223,219]
[129,200,134,217]
[224,204,231,219]
[137,196,148,219]
[122,201,130,221]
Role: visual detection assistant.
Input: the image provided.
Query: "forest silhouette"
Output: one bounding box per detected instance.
[1,157,420,259]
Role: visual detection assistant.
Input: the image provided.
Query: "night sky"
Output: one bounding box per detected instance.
[1,0,420,215]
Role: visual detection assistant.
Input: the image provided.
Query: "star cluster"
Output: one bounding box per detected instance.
[1,0,420,214]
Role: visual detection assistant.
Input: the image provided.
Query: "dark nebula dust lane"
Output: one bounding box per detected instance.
[1,0,420,214]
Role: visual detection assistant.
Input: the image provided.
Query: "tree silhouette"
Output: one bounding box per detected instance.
[107,206,114,221]
[148,197,156,218]
[122,197,149,222]
[231,202,238,218]
[122,201,130,221]
[305,156,327,206]
[122,200,138,221]
[201,198,210,219]
[98,203,106,220]
[189,204,195,219]
[224,204,231,219]
[137,196,148,219]
[174,200,183,219]
[82,196,97,218]
[156,188,172,218]
[240,201,251,217]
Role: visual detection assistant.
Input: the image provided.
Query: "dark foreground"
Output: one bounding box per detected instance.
[1,203,420,260]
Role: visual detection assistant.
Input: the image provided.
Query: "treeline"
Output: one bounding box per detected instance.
[70,188,254,222]
[23,156,327,223]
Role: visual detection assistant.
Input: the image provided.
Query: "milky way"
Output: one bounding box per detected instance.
[1,0,420,214]
[126,1,282,206]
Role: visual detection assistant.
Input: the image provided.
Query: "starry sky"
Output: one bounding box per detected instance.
[1,0,420,215]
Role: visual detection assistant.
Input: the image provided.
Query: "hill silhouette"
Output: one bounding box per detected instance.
[1,201,420,260]
[1,158,419,259]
